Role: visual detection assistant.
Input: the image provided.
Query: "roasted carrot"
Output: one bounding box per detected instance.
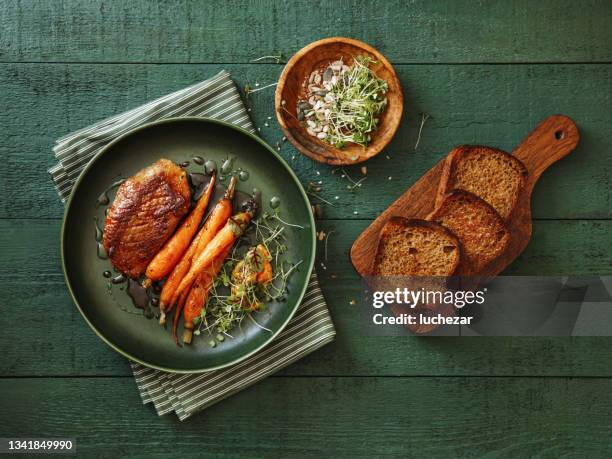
[173,199,258,301]
[165,177,238,310]
[173,282,200,345]
[181,246,231,344]
[158,177,236,325]
[159,225,203,320]
[170,288,190,346]
[143,174,216,288]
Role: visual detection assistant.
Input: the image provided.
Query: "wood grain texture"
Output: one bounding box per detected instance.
[1,377,612,457]
[6,279,612,378]
[2,219,610,281]
[275,37,403,164]
[2,219,611,377]
[1,0,611,64]
[1,63,611,220]
[350,115,580,276]
[0,0,611,454]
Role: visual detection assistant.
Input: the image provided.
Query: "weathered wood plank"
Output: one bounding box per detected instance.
[2,219,611,377]
[1,63,611,220]
[1,377,611,457]
[1,0,611,64]
[1,219,610,281]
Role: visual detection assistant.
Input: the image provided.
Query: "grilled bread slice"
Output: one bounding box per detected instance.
[371,218,461,276]
[437,145,528,221]
[428,190,509,275]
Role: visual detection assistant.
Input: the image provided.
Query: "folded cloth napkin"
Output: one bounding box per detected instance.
[49,70,336,420]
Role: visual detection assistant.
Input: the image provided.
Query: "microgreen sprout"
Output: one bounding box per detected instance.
[306,190,335,207]
[305,181,337,207]
[248,314,273,332]
[250,52,284,64]
[414,112,430,150]
[300,56,388,148]
[332,167,367,193]
[340,167,367,192]
[271,211,305,229]
[244,82,278,98]
[194,211,303,342]
[328,56,388,147]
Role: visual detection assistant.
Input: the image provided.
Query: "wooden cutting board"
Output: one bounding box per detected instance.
[350,115,580,277]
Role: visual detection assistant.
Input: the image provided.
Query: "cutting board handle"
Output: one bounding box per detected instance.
[512,115,580,188]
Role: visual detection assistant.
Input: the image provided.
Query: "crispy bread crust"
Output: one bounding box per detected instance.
[436,145,528,221]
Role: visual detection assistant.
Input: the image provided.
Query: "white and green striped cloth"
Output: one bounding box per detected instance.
[49,70,335,420]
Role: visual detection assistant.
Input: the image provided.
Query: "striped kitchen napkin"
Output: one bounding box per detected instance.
[49,70,335,420]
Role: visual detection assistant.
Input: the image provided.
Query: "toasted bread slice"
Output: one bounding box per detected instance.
[371,218,461,276]
[428,190,509,275]
[437,145,528,220]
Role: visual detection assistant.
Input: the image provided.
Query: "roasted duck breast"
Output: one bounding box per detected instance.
[103,159,191,278]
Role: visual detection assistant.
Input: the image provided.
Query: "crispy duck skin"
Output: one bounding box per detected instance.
[103,159,191,278]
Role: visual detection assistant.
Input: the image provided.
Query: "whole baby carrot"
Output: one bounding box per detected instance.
[143,174,216,288]
[180,246,231,345]
[158,177,236,325]
[170,288,190,345]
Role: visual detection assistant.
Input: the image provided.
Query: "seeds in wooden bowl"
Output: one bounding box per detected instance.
[296,56,388,148]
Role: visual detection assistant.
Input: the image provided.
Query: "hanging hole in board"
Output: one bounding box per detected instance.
[554,130,565,140]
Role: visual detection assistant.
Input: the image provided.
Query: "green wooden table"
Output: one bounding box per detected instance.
[1,1,611,456]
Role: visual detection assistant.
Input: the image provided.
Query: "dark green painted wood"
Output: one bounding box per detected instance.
[1,1,611,453]
[1,0,611,64]
[1,377,611,457]
[1,63,611,220]
[1,219,609,281]
[5,278,612,378]
[2,219,611,377]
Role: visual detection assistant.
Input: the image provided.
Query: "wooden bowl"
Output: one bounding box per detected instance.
[275,37,403,165]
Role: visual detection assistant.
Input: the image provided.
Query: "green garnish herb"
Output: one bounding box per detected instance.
[194,211,303,342]
[250,52,284,64]
[298,56,388,148]
[414,112,430,150]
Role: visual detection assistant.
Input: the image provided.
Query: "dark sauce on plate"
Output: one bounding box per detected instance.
[127,279,154,319]
[188,172,212,200]
[237,169,250,182]
[270,196,281,209]
[95,178,124,208]
[220,157,234,175]
[111,273,126,284]
[204,159,217,175]
[94,217,108,259]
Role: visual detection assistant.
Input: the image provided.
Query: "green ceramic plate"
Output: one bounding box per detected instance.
[61,118,315,373]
